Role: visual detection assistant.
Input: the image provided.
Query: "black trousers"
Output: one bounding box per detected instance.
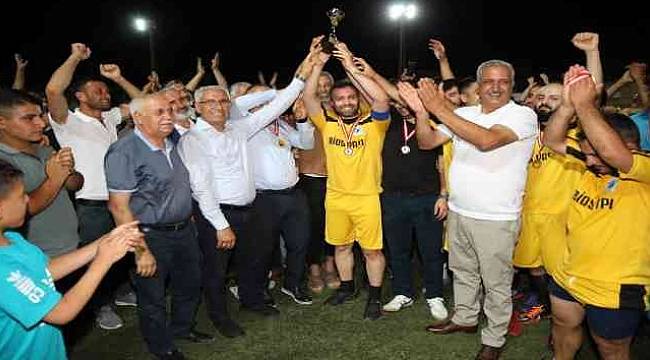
[255,189,310,290]
[77,201,131,309]
[135,224,201,355]
[193,202,244,322]
[297,175,334,265]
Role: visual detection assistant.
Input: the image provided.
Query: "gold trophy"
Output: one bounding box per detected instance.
[321,7,345,54]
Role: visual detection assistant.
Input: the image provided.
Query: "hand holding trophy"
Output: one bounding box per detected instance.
[321,7,345,54]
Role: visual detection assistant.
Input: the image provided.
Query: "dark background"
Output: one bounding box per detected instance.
[1,0,648,98]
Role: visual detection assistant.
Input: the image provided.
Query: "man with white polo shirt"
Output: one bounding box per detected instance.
[399,59,537,359]
[45,43,143,330]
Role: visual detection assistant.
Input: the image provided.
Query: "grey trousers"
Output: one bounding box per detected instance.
[447,211,519,348]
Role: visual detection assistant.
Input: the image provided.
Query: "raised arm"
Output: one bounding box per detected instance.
[353,57,402,104]
[607,68,633,99]
[302,36,329,118]
[629,62,649,109]
[571,32,603,86]
[99,64,143,99]
[45,43,91,124]
[428,39,455,80]
[185,57,206,91]
[11,54,28,90]
[210,52,229,89]
[569,65,634,172]
[332,42,389,113]
[397,81,450,149]
[542,72,575,155]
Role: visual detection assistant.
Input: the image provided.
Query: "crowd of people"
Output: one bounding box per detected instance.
[0,29,648,360]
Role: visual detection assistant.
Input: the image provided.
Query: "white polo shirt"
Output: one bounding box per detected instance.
[50,108,123,200]
[440,101,538,221]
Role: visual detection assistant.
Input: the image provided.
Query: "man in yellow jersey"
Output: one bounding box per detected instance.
[513,83,586,323]
[303,38,390,320]
[544,65,650,360]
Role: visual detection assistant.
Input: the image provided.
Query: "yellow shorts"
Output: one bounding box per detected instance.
[513,212,567,274]
[324,191,383,250]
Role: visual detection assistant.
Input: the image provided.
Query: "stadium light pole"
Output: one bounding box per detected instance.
[133,16,156,72]
[388,3,417,77]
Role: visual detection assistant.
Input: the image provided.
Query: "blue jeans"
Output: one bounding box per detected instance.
[381,192,444,299]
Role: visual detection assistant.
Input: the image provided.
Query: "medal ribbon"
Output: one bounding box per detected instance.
[403,119,416,146]
[337,116,362,149]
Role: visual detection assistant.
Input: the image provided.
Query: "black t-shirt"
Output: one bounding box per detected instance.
[381,108,440,195]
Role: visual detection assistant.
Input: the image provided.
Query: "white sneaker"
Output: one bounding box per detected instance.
[382,295,414,312]
[426,297,448,320]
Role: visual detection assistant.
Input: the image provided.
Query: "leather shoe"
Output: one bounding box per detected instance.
[214,318,245,338]
[240,304,280,317]
[475,344,503,360]
[174,330,215,344]
[425,320,478,334]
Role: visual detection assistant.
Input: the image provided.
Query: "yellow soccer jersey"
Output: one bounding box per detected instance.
[309,109,390,195]
[555,151,650,309]
[522,129,585,214]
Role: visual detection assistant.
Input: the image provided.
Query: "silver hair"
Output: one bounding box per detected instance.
[229,82,252,97]
[476,60,516,88]
[128,96,148,116]
[194,85,230,103]
[320,71,335,85]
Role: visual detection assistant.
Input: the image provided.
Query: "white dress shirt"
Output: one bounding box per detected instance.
[49,107,122,200]
[249,120,314,190]
[178,77,304,230]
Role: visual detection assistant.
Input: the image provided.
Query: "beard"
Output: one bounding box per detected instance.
[535,109,552,129]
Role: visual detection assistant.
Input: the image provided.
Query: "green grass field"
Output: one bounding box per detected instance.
[68,281,650,360]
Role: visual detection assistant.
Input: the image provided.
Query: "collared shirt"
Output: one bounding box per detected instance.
[105,128,192,224]
[249,119,314,190]
[0,143,79,256]
[177,77,304,230]
[49,108,122,200]
[438,101,538,221]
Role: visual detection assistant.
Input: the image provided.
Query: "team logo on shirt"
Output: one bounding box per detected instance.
[606,178,619,192]
[572,190,615,210]
[353,127,365,136]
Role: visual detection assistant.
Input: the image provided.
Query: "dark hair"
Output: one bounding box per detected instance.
[577,112,640,146]
[0,88,43,119]
[330,79,359,96]
[0,159,23,199]
[458,77,477,93]
[442,79,459,92]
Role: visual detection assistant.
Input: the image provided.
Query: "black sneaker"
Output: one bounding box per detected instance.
[173,330,215,344]
[214,318,245,338]
[264,289,277,308]
[281,285,313,305]
[364,299,383,321]
[325,289,357,305]
[240,304,280,317]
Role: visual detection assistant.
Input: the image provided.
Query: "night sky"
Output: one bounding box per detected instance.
[2,0,648,99]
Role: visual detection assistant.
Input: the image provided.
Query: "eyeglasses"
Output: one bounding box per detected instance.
[197,99,230,106]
